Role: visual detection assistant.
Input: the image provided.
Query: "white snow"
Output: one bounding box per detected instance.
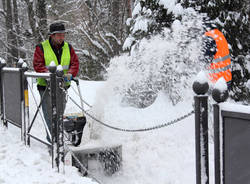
[132,17,149,34]
[172,3,184,16]
[236,40,243,50]
[0,70,247,184]
[49,61,56,67]
[22,62,28,68]
[0,78,198,184]
[0,127,97,184]
[214,77,228,92]
[159,0,177,14]
[220,102,250,114]
[57,65,63,71]
[18,58,24,64]
[245,56,250,71]
[132,3,142,18]
[194,71,208,84]
[0,57,6,64]
[122,36,135,50]
[246,80,250,90]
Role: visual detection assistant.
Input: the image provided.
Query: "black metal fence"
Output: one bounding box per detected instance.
[0,61,65,172]
[1,60,250,182]
[193,80,250,184]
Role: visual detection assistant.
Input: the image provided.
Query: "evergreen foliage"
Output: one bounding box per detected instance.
[124,0,176,52]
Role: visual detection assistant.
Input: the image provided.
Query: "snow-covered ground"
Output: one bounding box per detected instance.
[0,81,102,184]
[0,79,217,184]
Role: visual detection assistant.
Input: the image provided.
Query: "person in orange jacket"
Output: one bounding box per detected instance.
[202,24,232,89]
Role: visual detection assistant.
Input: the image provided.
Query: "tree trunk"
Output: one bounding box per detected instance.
[5,0,18,66]
[127,0,133,17]
[36,0,47,41]
[111,0,121,55]
[13,0,26,60]
[25,0,44,44]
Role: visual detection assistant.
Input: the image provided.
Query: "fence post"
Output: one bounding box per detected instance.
[213,103,220,184]
[212,86,228,184]
[17,61,29,144]
[55,68,65,166]
[49,63,65,172]
[49,63,57,169]
[193,80,209,184]
[0,61,6,127]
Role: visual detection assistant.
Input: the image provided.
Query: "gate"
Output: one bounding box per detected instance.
[0,60,65,171]
[214,104,250,184]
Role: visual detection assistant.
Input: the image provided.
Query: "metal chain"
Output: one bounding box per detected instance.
[68,95,194,132]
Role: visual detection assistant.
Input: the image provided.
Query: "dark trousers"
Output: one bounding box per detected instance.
[38,87,66,143]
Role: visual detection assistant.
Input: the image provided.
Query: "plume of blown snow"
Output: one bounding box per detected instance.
[90,8,205,139]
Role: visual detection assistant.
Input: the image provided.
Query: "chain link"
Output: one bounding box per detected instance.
[68,95,194,132]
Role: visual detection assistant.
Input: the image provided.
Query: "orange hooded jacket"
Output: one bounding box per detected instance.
[205,29,232,83]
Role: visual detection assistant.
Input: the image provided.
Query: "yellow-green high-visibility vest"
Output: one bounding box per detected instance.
[37,40,71,86]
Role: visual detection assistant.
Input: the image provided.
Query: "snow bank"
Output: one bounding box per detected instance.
[0,126,97,184]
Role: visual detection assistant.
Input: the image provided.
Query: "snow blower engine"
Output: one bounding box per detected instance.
[63,112,86,146]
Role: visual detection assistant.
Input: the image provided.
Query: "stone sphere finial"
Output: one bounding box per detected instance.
[48,61,57,73]
[212,77,228,103]
[56,65,64,77]
[193,71,209,95]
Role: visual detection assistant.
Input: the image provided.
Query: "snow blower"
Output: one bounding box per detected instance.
[63,78,86,146]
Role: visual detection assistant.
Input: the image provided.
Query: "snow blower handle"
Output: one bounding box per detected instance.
[72,77,79,86]
[72,77,84,113]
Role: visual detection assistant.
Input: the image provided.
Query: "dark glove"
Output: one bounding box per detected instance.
[64,73,72,82]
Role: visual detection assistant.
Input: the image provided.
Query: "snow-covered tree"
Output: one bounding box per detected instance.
[0,0,48,66]
[1,0,18,65]
[124,0,179,53]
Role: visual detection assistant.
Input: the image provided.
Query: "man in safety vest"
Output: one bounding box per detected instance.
[33,22,79,143]
[203,25,232,89]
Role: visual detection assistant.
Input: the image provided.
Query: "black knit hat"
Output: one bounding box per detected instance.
[49,22,67,35]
